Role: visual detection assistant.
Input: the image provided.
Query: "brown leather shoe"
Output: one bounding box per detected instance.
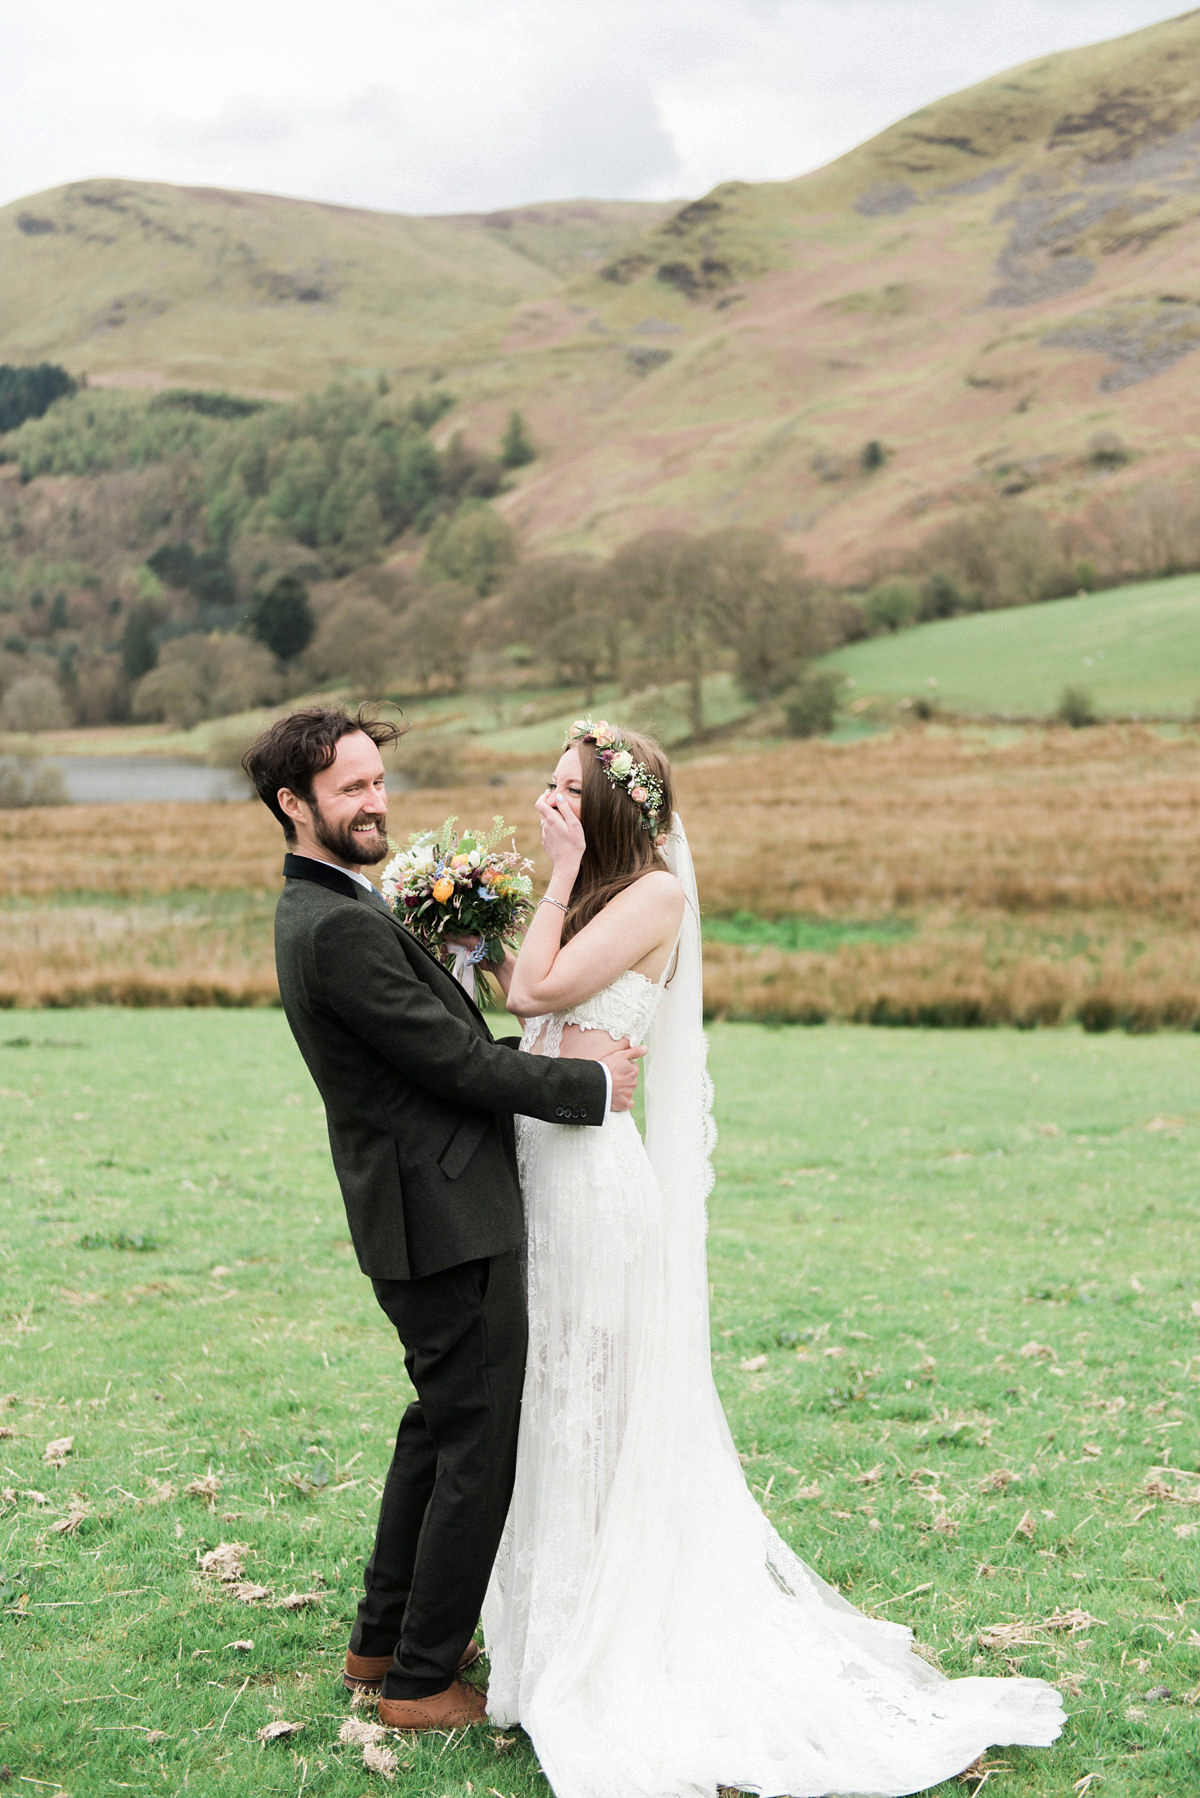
[377,1676,487,1730]
[343,1640,482,1695]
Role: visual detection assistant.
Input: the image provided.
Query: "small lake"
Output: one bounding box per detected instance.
[43,757,418,804]
[47,757,252,804]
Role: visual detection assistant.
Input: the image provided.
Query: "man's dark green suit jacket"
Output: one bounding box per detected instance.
[274,854,607,1280]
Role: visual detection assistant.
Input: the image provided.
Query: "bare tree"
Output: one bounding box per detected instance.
[396,580,475,693]
[609,531,720,737]
[503,555,611,703]
[305,595,402,693]
[697,528,833,699]
[0,671,70,733]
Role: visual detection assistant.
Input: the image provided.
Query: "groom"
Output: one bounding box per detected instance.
[243,706,642,1730]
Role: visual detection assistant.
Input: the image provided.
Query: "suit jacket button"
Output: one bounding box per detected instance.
[554,1107,564,1118]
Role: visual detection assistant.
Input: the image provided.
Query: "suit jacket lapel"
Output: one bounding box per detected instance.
[388,909,492,1032]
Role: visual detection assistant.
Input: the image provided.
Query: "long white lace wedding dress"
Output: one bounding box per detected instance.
[481,823,1064,1798]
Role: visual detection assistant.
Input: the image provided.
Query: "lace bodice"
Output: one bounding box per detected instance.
[521,968,666,1057]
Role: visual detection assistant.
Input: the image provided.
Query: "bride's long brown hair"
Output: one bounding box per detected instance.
[562,727,674,943]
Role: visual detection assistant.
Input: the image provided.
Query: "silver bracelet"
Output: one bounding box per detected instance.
[538,895,569,914]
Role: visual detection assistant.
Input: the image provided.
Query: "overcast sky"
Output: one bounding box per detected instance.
[0,1,1186,217]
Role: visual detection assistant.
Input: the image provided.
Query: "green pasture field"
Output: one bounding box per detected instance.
[1,1014,1197,1797]
[823,573,1200,720]
[21,670,755,772]
[703,913,916,953]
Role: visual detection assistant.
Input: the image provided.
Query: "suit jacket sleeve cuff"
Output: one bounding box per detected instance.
[600,1060,612,1120]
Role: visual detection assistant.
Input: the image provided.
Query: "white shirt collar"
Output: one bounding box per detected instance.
[293,853,378,895]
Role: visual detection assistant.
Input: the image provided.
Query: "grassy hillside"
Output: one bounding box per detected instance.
[820,571,1200,717]
[431,9,1200,574]
[0,182,673,392]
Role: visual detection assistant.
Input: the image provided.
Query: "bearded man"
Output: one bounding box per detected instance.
[242,706,642,1728]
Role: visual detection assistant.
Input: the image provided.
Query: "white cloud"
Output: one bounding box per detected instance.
[0,0,1185,215]
[153,63,680,215]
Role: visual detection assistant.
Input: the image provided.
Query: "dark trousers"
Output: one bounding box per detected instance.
[348,1249,527,1699]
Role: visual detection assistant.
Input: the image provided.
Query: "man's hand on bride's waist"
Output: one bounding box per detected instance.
[601,1042,646,1113]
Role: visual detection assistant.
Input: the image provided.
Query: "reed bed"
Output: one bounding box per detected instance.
[680,725,1200,923]
[0,776,545,900]
[700,920,1200,1030]
[4,727,1199,1026]
[0,897,279,1008]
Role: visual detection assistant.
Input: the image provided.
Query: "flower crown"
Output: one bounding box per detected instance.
[564,718,665,832]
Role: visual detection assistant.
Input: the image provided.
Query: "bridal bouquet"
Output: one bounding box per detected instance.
[380,816,534,999]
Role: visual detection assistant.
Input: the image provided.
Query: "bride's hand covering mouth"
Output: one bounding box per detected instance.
[536,786,586,870]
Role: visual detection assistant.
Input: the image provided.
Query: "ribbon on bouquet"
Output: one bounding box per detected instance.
[448,937,489,1001]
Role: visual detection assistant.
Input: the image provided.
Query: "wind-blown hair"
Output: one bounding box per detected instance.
[242,705,406,841]
[563,727,674,942]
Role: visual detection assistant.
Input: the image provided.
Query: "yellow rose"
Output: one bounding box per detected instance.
[432,876,454,903]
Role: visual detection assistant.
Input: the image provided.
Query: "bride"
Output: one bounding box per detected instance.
[480,719,1064,1798]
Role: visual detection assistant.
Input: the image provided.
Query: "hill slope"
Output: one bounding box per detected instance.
[820,571,1200,717]
[5,12,1200,576]
[0,182,674,392]
[428,8,1200,573]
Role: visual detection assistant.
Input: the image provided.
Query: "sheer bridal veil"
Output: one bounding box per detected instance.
[644,813,717,1370]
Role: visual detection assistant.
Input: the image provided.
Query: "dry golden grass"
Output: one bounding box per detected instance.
[700,924,1200,1031]
[681,725,1200,922]
[0,777,540,900]
[0,898,280,1008]
[685,725,1200,1028]
[0,777,538,1007]
[4,727,1199,1026]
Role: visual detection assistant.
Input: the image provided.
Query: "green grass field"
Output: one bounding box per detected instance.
[21,671,753,772]
[822,573,1200,719]
[2,1014,1198,1796]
